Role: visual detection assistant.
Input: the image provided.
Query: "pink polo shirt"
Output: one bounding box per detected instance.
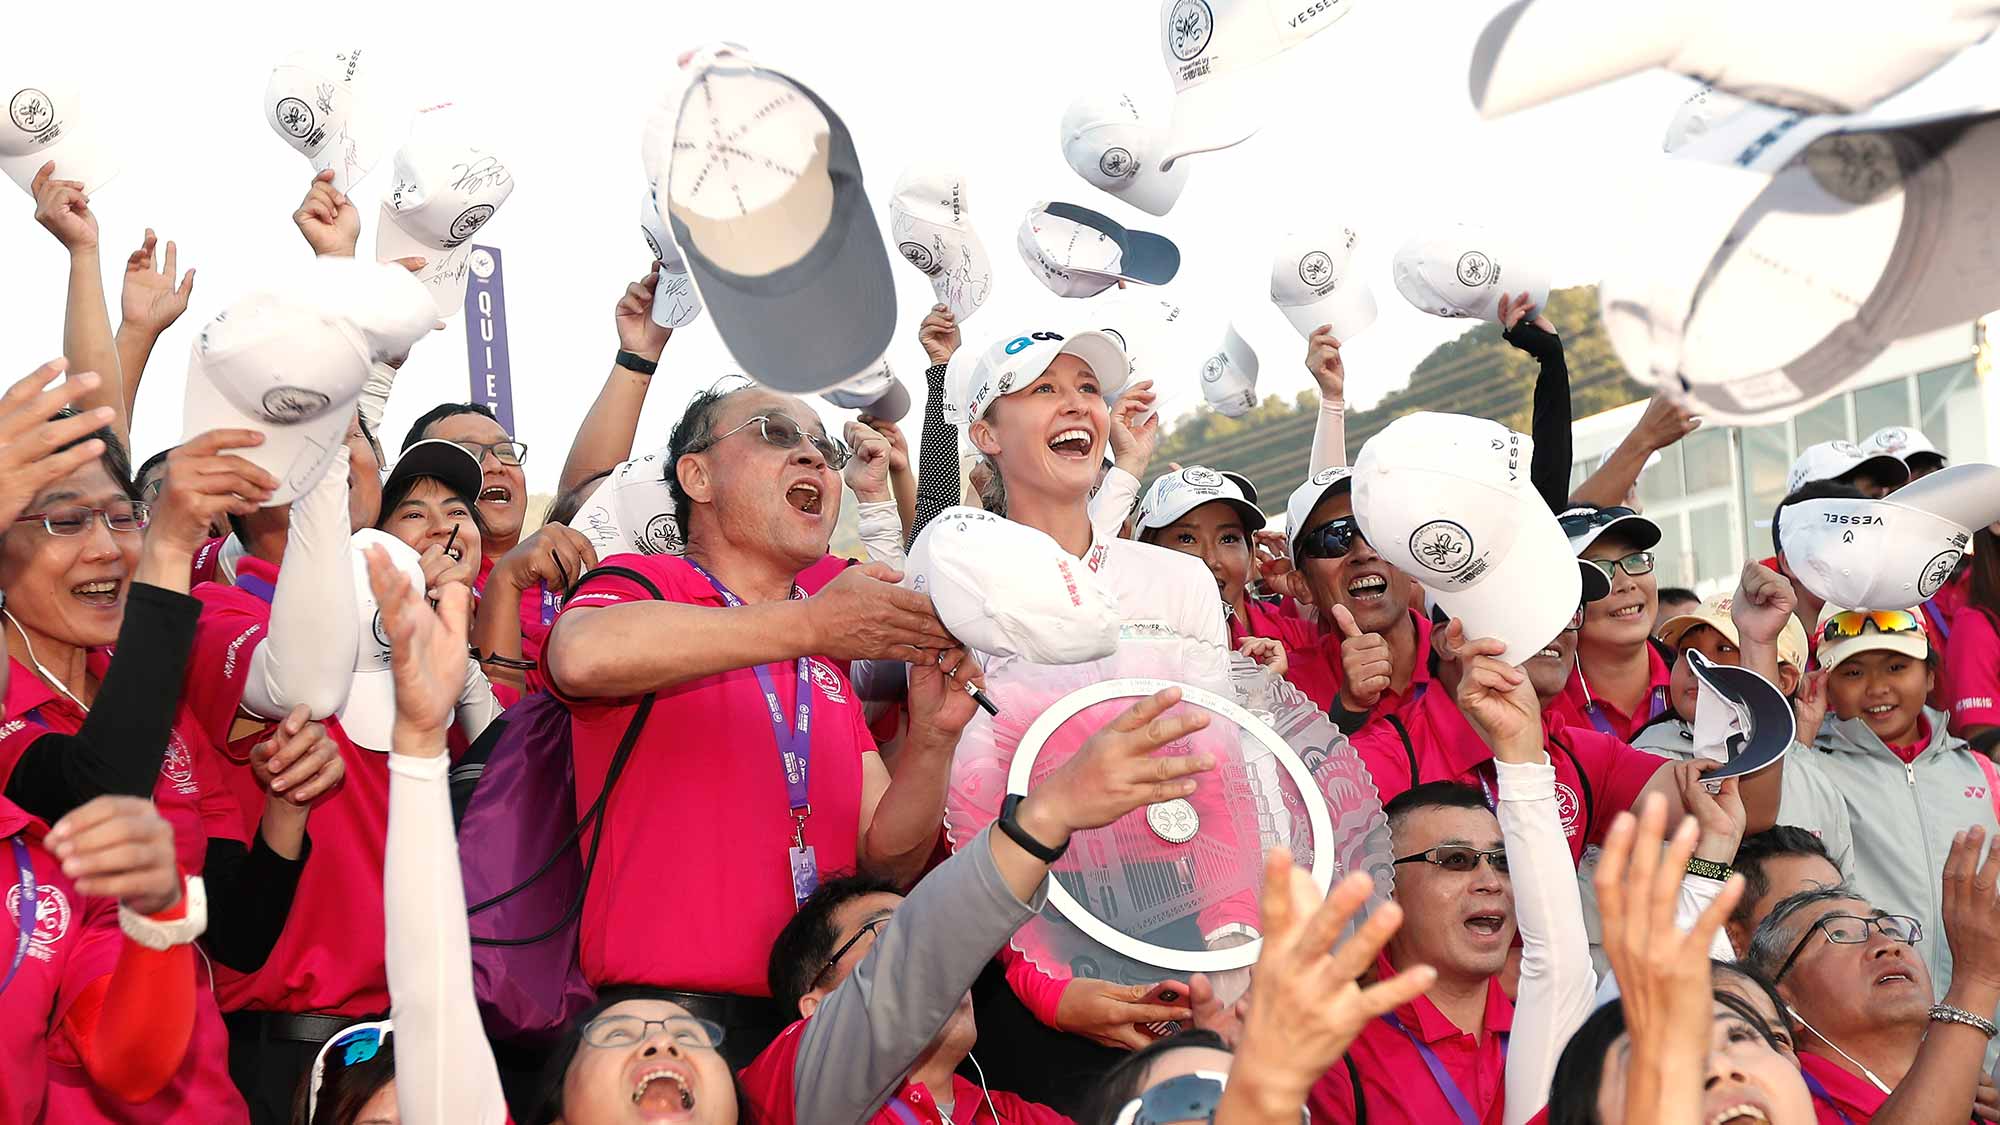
[740,1019,1073,1125]
[1554,642,1673,742]
[1283,609,1437,722]
[1945,608,2000,737]
[554,553,876,996]
[1308,958,1514,1124]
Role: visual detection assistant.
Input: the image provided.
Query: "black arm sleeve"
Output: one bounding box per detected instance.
[1505,321,1572,514]
[200,831,311,973]
[907,362,964,550]
[3,582,202,824]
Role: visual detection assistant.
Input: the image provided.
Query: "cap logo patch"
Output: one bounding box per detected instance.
[1004,331,1064,355]
[1311,467,1345,486]
[1167,0,1214,60]
[276,96,316,138]
[9,89,52,134]
[642,228,664,262]
[1455,251,1492,287]
[372,607,390,649]
[898,241,938,274]
[260,386,332,423]
[1201,353,1227,383]
[449,204,496,244]
[1920,549,1960,599]
[1183,466,1222,487]
[1099,147,1135,178]
[1299,251,1333,288]
[642,513,684,555]
[1409,519,1474,574]
[1875,427,1908,450]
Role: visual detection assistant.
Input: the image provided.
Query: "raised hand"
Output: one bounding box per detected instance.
[1941,827,2000,997]
[366,543,471,748]
[45,796,182,915]
[1332,604,1391,713]
[118,229,196,336]
[1791,668,1829,748]
[842,420,893,502]
[0,361,114,527]
[31,163,97,252]
[250,705,347,806]
[918,304,961,365]
[146,429,276,556]
[1671,761,1743,863]
[1444,619,1542,758]
[1022,687,1214,836]
[802,562,956,663]
[1631,392,1702,454]
[906,645,984,743]
[858,414,911,474]
[1237,636,1289,677]
[496,524,598,597]
[1108,379,1160,472]
[1730,562,1795,643]
[1497,292,1555,336]
[614,265,672,361]
[292,169,360,258]
[1304,326,1346,400]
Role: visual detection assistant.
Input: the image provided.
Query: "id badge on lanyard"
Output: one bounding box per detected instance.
[685,561,821,906]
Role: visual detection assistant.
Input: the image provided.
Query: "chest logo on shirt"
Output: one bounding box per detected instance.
[1554,782,1581,837]
[1969,786,1989,801]
[5,883,71,959]
[162,734,196,792]
[807,658,848,704]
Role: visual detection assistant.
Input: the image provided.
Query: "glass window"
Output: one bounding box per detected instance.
[1852,379,1911,436]
[1687,503,1737,590]
[1918,361,1985,464]
[1740,420,1792,559]
[1794,394,1849,448]
[1681,426,1733,494]
[1639,442,1685,508]
[1652,510,1690,589]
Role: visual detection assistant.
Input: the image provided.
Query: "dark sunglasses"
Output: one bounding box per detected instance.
[1393,845,1509,875]
[1557,505,1638,538]
[699,413,851,470]
[1296,516,1364,561]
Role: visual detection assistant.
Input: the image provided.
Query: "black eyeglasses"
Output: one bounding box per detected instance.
[1296,516,1364,561]
[696,413,851,470]
[580,1014,725,1050]
[1558,505,1638,538]
[451,439,529,467]
[1393,845,1509,875]
[812,915,889,987]
[1585,551,1657,580]
[1772,912,1921,984]
[14,502,151,536]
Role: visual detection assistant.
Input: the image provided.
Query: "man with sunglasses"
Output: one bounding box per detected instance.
[547,381,975,1062]
[1746,837,2000,1125]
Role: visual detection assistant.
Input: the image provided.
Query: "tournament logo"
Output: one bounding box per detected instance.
[642,227,665,263]
[807,658,848,704]
[9,89,53,134]
[1298,250,1334,289]
[1919,549,1961,599]
[467,248,497,280]
[1455,251,1493,288]
[1311,466,1347,487]
[1200,353,1227,384]
[1554,783,1581,837]
[1873,427,1909,452]
[371,608,390,650]
[898,241,938,274]
[162,735,195,787]
[7,882,71,952]
[275,96,316,139]
[1098,147,1135,179]
[260,386,332,423]
[1408,519,1474,575]
[1183,466,1223,488]
[642,512,683,555]
[1167,0,1214,61]
[1145,797,1200,843]
[449,204,496,245]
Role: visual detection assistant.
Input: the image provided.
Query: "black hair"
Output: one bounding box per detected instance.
[544,468,616,529]
[665,383,753,534]
[527,987,756,1125]
[1744,884,1860,983]
[40,407,137,504]
[134,446,174,495]
[1711,960,1793,1050]
[374,466,490,542]
[1074,1029,1230,1125]
[1771,480,1865,560]
[1730,827,1838,933]
[289,1025,394,1125]
[1383,781,1491,835]
[401,401,501,453]
[1546,987,1787,1125]
[765,871,903,1020]
[1656,586,1699,607]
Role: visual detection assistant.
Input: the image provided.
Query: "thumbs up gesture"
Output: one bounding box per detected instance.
[1333,604,1393,714]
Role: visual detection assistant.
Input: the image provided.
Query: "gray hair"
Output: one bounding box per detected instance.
[1744,884,1863,982]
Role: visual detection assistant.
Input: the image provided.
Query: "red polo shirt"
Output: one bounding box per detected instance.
[1284,609,1436,722]
[554,553,876,996]
[1553,642,1672,742]
[1230,597,1318,653]
[1946,608,2000,736]
[187,556,391,1018]
[740,1019,1073,1125]
[1801,1051,1886,1124]
[1347,687,1667,863]
[1308,958,1513,1124]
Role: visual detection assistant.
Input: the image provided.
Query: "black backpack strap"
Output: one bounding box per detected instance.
[1346,1055,1368,1125]
[1548,730,1598,846]
[469,565,664,944]
[1386,713,1419,788]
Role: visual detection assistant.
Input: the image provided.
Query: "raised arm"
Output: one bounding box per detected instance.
[1727,561,1796,833]
[558,268,672,496]
[32,163,126,444]
[241,449,359,720]
[843,421,906,568]
[1304,327,1349,475]
[1498,294,1572,514]
[111,230,195,420]
[907,306,964,547]
[1573,394,1700,510]
[471,523,599,691]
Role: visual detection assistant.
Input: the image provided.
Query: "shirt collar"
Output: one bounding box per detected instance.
[1378,952,1513,1040]
[4,647,110,725]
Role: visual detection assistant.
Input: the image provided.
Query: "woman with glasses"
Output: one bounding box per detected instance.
[1555,505,1673,741]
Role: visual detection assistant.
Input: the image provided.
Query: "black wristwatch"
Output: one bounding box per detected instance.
[997,794,1067,862]
[616,350,659,376]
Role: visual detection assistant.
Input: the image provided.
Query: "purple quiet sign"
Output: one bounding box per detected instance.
[462,244,516,435]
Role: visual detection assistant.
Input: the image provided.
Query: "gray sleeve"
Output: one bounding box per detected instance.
[792,825,1049,1125]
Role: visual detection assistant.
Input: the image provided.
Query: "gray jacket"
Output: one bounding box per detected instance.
[794,824,1048,1125]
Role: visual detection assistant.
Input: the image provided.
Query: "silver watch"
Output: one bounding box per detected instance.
[118,876,208,950]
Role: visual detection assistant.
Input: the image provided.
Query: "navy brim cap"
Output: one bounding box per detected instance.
[1043,201,1182,286]
[384,438,485,509]
[1578,559,1610,602]
[1687,650,1796,780]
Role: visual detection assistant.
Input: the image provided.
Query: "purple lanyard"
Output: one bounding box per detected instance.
[683,562,815,837]
[1799,1069,1858,1125]
[236,572,277,605]
[1584,683,1667,738]
[886,1098,928,1124]
[1381,1012,1502,1125]
[1924,598,1953,643]
[0,838,35,998]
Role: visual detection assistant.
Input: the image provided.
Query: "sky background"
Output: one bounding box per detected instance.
[3,0,1993,494]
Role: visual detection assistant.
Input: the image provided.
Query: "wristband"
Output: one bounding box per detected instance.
[469,645,538,671]
[119,876,207,950]
[1930,1005,2000,1038]
[615,350,659,376]
[998,794,1067,862]
[1684,857,1733,881]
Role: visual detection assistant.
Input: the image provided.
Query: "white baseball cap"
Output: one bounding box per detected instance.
[1559,504,1664,556]
[180,262,434,506]
[639,184,703,330]
[1815,601,1934,671]
[1352,412,1581,666]
[904,506,1120,664]
[889,163,994,323]
[660,53,896,395]
[1786,440,1910,495]
[1085,292,1188,390]
[1779,494,1973,611]
[1200,324,1260,417]
[1270,227,1377,339]
[1017,201,1183,298]
[1602,101,2000,426]
[1158,0,1357,172]
[1393,225,1549,322]
[944,327,1131,427]
[263,48,397,194]
[569,446,684,558]
[1058,92,1191,217]
[1135,466,1265,536]
[1283,465,1353,562]
[1662,85,1752,154]
[374,110,514,318]
[0,79,117,197]
[1860,425,1946,468]
[820,355,912,423]
[339,529,425,752]
[1468,0,2000,120]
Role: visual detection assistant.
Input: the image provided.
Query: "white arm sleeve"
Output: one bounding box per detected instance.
[359,360,398,436]
[455,658,504,743]
[387,751,509,1125]
[1308,395,1348,475]
[240,451,359,720]
[1087,466,1141,539]
[1498,754,1599,1125]
[855,500,906,568]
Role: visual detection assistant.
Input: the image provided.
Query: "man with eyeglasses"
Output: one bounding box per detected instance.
[547,380,975,1063]
[1746,842,2000,1125]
